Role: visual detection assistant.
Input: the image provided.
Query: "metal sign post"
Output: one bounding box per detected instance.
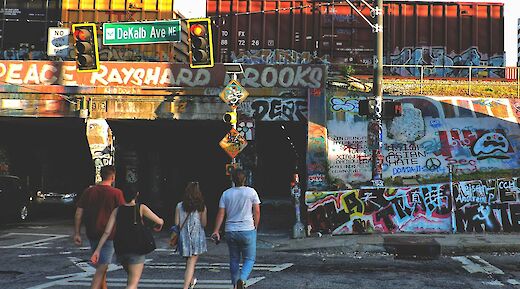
[370,0,384,186]
[220,64,248,182]
[291,173,305,238]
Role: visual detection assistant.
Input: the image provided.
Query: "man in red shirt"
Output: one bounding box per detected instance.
[74,165,124,289]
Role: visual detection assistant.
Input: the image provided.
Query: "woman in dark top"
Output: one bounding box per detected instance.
[91,186,163,289]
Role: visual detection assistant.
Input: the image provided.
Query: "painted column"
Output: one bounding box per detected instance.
[86,119,115,183]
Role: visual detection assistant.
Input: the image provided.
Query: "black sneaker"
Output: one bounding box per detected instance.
[236,279,245,289]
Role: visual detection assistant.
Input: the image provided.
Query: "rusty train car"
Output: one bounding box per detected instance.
[207,0,504,76]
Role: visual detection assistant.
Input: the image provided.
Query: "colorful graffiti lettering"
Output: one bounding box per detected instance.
[306,177,520,234]
[306,183,452,234]
[388,46,504,77]
[231,49,330,65]
[239,98,307,121]
[454,178,520,232]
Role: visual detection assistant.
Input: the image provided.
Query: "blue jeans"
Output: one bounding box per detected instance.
[226,230,257,285]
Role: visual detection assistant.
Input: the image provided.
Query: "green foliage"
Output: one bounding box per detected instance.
[339,65,355,77]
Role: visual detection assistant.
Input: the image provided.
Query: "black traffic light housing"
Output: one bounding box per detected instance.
[383,101,403,119]
[72,23,100,72]
[187,18,214,69]
[223,111,237,125]
[358,99,376,116]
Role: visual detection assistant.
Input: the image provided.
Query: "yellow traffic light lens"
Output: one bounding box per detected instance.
[190,24,206,37]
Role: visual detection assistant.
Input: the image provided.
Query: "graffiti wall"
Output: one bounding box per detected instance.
[306,177,520,234]
[86,119,114,183]
[454,178,520,233]
[306,184,452,234]
[388,47,505,78]
[307,88,328,190]
[327,95,520,186]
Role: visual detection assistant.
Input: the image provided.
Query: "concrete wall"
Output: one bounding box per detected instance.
[305,177,520,234]
[327,95,520,186]
[305,93,520,234]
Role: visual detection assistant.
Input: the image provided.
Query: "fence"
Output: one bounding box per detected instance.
[381,65,520,97]
[343,64,520,98]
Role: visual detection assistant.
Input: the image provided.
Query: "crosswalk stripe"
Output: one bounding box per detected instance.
[451,256,504,275]
[0,233,68,249]
[146,262,293,272]
[57,277,266,288]
[482,280,504,286]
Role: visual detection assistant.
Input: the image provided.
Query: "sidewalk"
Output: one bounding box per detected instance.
[259,231,520,257]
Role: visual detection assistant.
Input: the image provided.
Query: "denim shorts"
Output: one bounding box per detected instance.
[117,253,146,265]
[89,239,115,265]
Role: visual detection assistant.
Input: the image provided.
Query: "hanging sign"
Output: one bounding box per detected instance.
[219,128,248,159]
[219,79,249,106]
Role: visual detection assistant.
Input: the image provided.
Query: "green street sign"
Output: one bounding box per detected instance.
[102,21,181,45]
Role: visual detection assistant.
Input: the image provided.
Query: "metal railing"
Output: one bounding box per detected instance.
[345,64,520,98]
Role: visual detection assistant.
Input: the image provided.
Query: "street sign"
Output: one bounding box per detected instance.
[219,79,249,106]
[219,128,248,159]
[102,21,181,45]
[47,27,70,57]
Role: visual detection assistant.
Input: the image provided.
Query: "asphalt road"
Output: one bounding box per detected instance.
[2,215,520,289]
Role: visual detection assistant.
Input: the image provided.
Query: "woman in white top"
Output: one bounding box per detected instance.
[175,181,207,289]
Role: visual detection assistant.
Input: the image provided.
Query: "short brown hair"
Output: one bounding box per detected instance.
[100,165,116,181]
[232,169,247,186]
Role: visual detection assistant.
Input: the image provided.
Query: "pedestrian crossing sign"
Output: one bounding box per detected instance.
[219,128,248,159]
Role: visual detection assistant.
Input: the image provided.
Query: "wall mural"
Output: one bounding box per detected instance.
[231,49,330,65]
[239,97,307,121]
[388,46,505,78]
[306,184,452,234]
[86,119,115,183]
[327,95,520,186]
[306,177,520,234]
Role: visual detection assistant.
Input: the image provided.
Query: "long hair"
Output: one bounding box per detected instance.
[182,181,205,213]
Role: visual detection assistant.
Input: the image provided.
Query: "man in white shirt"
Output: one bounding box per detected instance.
[212,169,261,289]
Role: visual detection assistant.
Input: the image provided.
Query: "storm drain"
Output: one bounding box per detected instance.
[383,236,441,260]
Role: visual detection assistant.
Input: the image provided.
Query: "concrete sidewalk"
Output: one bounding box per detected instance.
[259,232,520,256]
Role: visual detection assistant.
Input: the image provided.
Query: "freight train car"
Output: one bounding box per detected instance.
[207,0,504,77]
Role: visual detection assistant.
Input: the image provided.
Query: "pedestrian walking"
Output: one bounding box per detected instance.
[74,165,125,289]
[174,181,208,289]
[211,169,261,289]
[90,185,163,289]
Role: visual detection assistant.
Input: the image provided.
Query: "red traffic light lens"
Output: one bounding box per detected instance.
[190,24,206,37]
[74,29,91,41]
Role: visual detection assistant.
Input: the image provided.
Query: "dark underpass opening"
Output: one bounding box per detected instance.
[0,117,307,230]
[109,119,307,229]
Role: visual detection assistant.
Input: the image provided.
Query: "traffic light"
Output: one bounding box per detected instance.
[223,111,237,125]
[72,23,100,72]
[187,18,214,68]
[383,101,403,119]
[358,99,376,116]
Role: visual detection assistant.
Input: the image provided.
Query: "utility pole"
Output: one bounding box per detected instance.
[369,0,384,186]
[343,0,384,186]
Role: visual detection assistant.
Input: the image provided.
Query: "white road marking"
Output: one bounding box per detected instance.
[469,256,505,275]
[452,256,504,275]
[482,280,504,286]
[147,262,293,272]
[56,276,265,288]
[507,279,520,285]
[0,233,68,249]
